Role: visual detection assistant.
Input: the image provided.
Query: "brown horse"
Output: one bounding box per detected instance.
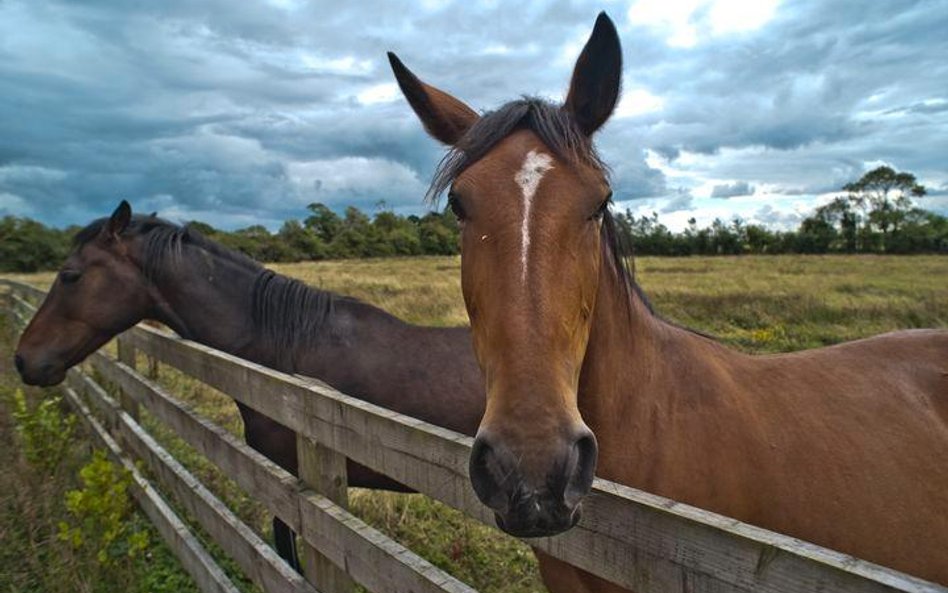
[390,11,948,589]
[14,201,485,572]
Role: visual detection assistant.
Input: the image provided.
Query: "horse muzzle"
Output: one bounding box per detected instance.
[469,426,598,537]
[13,352,66,387]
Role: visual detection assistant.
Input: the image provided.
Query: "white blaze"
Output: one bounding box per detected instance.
[514,150,554,282]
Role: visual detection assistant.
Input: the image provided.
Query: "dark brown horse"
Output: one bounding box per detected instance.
[13,201,485,571]
[391,12,948,589]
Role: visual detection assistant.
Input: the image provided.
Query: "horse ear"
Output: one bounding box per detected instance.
[564,12,622,136]
[388,52,478,146]
[107,200,132,237]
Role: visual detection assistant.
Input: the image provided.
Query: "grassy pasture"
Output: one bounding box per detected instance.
[1,254,946,592]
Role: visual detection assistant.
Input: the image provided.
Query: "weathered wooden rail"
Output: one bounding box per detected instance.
[2,278,945,593]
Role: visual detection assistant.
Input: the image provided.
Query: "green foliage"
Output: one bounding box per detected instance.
[279,219,327,260]
[9,388,76,472]
[305,202,343,242]
[0,216,72,272]
[802,165,935,253]
[57,450,149,566]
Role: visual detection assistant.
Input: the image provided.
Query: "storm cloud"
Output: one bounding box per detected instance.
[711,181,754,199]
[0,0,945,230]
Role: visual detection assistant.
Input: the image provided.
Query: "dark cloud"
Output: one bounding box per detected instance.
[660,189,694,214]
[604,144,668,201]
[0,0,945,230]
[711,181,754,199]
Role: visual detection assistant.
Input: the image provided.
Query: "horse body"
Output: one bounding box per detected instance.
[579,269,948,585]
[14,206,485,569]
[390,10,948,588]
[143,251,483,481]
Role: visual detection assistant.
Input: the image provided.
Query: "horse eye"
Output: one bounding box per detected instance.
[447,192,467,221]
[591,194,612,220]
[59,269,82,284]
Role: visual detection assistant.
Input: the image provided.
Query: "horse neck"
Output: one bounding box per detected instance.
[578,256,736,477]
[135,241,259,357]
[137,238,409,378]
[580,264,662,400]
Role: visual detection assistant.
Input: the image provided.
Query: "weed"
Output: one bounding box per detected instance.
[8,387,75,472]
[57,450,150,565]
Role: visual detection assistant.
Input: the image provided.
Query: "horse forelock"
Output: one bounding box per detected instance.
[427,97,608,205]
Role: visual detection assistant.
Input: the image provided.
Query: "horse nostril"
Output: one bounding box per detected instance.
[563,430,598,507]
[470,436,497,501]
[469,433,514,512]
[13,353,25,374]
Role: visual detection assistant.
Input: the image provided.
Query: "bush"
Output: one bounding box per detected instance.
[58,450,149,566]
[9,388,76,472]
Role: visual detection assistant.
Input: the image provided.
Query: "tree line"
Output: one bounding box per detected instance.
[1,167,945,273]
[613,166,946,256]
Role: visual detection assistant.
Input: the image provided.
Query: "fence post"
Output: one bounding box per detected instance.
[296,434,354,593]
[116,338,140,422]
[147,354,160,380]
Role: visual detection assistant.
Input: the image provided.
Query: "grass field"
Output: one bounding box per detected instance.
[2,254,946,592]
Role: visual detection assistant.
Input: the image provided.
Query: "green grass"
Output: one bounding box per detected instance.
[2,254,947,593]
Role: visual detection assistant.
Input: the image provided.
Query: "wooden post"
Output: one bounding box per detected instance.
[116,338,140,422]
[147,354,160,380]
[296,434,354,593]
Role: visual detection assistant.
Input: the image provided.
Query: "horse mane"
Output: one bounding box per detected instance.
[73,214,341,356]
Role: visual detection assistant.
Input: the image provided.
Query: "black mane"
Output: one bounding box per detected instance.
[73,215,258,273]
[73,214,338,355]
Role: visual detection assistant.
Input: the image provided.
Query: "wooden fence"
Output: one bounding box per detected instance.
[2,278,945,593]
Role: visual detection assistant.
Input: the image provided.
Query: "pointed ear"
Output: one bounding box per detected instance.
[388,52,478,145]
[564,12,622,136]
[107,200,132,237]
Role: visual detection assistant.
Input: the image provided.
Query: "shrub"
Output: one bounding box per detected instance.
[9,388,76,472]
[57,450,149,566]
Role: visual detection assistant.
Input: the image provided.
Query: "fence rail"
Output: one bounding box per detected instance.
[2,278,944,593]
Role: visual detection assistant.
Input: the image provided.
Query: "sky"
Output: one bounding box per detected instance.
[1,0,946,232]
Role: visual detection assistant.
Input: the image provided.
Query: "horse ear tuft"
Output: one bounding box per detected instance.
[564,12,623,136]
[388,52,478,145]
[108,200,132,237]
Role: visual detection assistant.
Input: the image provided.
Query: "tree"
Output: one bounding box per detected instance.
[0,216,71,272]
[278,219,327,260]
[842,166,926,250]
[744,224,777,254]
[186,220,218,237]
[796,211,838,253]
[417,210,460,255]
[329,206,376,257]
[810,197,857,252]
[304,203,342,243]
